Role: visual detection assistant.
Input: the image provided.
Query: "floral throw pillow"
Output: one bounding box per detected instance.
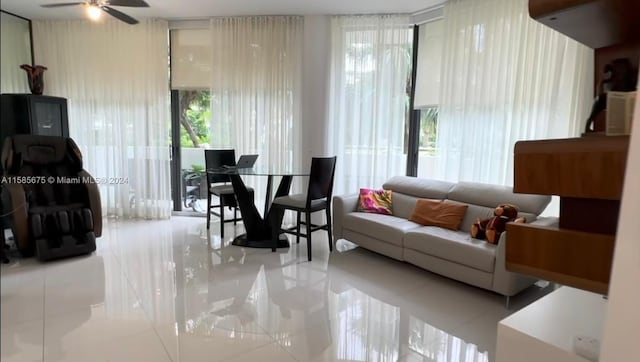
[357,188,393,215]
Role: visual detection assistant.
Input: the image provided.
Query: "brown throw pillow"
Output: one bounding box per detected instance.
[409,199,469,231]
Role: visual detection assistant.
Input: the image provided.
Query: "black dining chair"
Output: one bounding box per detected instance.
[205,149,254,238]
[271,156,337,261]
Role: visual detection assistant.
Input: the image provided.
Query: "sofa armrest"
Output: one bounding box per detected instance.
[332,193,359,240]
[492,216,559,296]
[492,231,537,296]
[529,216,559,227]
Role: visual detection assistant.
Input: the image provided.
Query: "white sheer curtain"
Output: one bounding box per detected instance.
[328,16,413,195]
[209,16,303,210]
[433,0,593,186]
[32,19,171,219]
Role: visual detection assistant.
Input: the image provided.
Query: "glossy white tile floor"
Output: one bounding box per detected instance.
[1,217,552,362]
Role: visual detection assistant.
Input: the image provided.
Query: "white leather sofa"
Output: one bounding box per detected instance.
[332,176,556,302]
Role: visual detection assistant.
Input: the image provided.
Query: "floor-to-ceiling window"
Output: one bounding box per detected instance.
[169,19,304,218]
[415,106,439,177]
[34,19,172,219]
[420,0,593,186]
[328,15,414,194]
[208,16,304,220]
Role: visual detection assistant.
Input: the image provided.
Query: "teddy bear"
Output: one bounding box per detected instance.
[471,204,525,244]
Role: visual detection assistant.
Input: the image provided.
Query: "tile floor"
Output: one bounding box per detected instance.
[1,217,552,362]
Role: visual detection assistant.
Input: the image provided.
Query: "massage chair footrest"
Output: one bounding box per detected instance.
[35,232,96,261]
[30,207,96,261]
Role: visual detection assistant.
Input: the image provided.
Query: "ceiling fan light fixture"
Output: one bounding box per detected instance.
[42,0,147,25]
[86,4,102,21]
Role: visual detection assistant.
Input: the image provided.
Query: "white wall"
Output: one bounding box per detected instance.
[600,89,640,360]
[300,16,331,223]
[301,15,331,162]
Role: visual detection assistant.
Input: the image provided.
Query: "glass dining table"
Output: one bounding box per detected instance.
[206,167,309,248]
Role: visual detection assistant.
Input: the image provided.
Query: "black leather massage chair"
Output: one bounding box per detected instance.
[1,135,101,261]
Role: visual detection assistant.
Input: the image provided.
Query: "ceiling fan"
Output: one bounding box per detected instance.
[41,0,149,25]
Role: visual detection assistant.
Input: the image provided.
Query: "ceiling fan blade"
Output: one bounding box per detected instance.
[101,5,139,24]
[106,0,149,7]
[41,2,84,7]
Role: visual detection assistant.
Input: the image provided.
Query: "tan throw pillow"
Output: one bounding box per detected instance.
[409,199,469,230]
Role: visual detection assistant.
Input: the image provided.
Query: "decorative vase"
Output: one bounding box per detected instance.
[20,64,48,95]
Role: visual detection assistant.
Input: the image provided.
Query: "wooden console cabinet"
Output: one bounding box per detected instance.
[506,136,629,294]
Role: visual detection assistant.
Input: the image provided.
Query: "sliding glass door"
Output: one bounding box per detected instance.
[170,89,211,214]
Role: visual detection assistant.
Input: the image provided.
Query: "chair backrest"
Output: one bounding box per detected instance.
[205,149,235,184]
[2,135,85,207]
[306,156,337,207]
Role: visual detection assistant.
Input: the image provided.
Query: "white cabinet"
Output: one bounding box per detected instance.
[497,287,606,362]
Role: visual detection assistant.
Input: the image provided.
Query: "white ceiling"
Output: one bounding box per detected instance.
[1,0,446,21]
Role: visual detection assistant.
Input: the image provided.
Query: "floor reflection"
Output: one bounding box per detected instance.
[407,316,489,362]
[154,219,511,361]
[2,217,552,362]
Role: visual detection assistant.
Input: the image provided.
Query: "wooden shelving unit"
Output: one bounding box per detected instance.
[505,1,637,295]
[528,0,640,49]
[506,136,629,295]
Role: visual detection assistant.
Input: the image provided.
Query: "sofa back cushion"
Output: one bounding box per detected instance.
[391,193,423,219]
[448,182,551,215]
[458,204,495,233]
[383,176,454,199]
[382,176,455,220]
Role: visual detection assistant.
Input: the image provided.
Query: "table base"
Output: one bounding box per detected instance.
[232,234,290,248]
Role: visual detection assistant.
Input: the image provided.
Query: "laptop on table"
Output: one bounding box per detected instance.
[222,154,258,169]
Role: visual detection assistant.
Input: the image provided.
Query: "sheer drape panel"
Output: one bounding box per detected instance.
[328,16,413,195]
[32,19,171,219]
[209,16,303,214]
[435,0,593,186]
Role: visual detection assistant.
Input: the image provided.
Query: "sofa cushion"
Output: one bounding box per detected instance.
[448,181,551,215]
[343,213,421,247]
[404,226,497,272]
[409,199,468,230]
[383,176,454,200]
